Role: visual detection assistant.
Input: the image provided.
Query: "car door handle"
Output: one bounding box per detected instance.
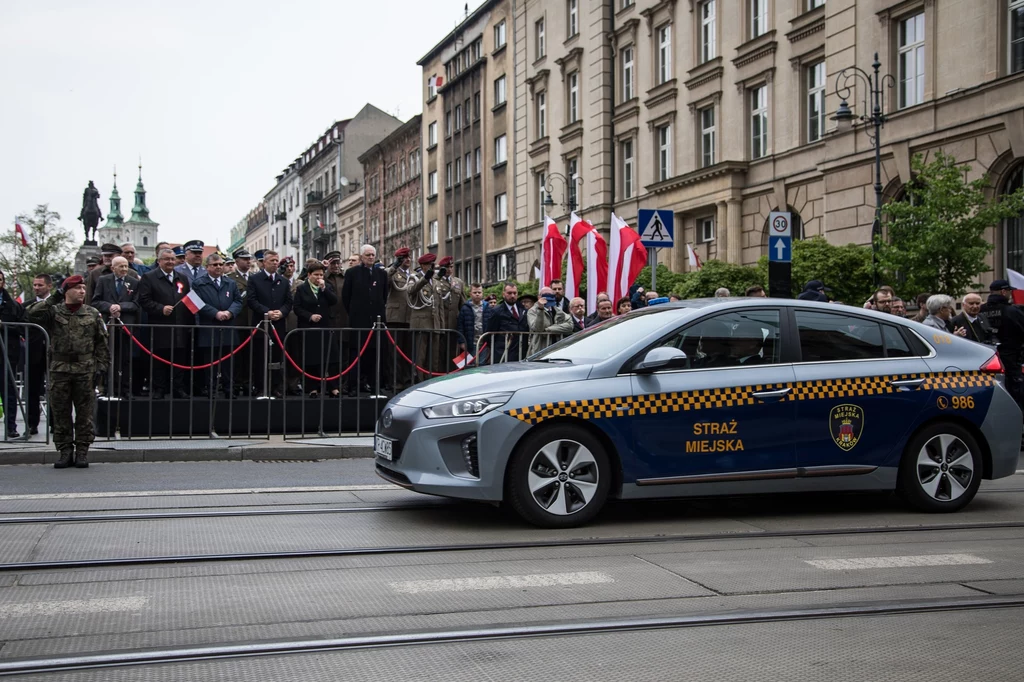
[752,387,792,400]
[890,378,926,390]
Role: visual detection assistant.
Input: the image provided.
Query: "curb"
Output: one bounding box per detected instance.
[0,445,375,465]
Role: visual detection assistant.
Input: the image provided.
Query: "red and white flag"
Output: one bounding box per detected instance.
[566,212,607,312]
[15,293,24,304]
[452,350,475,369]
[608,213,647,303]
[428,75,444,89]
[181,288,207,314]
[539,215,567,288]
[14,223,28,248]
[687,243,703,270]
[316,213,323,230]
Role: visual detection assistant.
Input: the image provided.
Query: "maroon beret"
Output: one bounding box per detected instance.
[438,256,453,267]
[395,247,410,258]
[418,253,437,266]
[63,275,85,289]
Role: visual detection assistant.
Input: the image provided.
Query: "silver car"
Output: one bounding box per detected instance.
[374,299,1021,527]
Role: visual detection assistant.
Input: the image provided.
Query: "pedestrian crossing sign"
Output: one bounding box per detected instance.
[638,209,674,247]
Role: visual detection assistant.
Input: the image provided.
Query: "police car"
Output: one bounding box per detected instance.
[374,299,1021,528]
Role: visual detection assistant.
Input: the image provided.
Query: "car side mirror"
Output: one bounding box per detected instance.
[635,347,687,373]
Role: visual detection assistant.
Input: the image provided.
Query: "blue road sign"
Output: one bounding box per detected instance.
[769,236,792,263]
[638,209,674,248]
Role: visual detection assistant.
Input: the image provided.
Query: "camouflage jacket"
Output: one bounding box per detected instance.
[27,293,109,374]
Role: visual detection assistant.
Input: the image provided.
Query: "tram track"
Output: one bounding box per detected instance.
[1,594,1021,677]
[2,519,1023,573]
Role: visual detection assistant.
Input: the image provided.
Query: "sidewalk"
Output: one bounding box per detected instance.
[0,435,375,465]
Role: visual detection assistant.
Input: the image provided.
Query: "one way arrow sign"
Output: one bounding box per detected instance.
[769,236,791,263]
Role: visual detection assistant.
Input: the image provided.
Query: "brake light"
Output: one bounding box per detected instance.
[980,353,1004,373]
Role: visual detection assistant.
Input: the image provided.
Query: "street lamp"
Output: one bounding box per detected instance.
[833,52,895,287]
[542,171,584,217]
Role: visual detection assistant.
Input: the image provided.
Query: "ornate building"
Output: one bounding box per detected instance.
[97,164,160,261]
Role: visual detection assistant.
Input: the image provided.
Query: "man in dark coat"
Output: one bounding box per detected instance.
[137,247,192,399]
[293,262,340,395]
[25,274,53,435]
[485,282,528,362]
[982,279,1024,407]
[191,253,243,398]
[247,250,294,397]
[952,292,995,345]
[92,256,141,397]
[341,244,388,393]
[0,270,26,437]
[225,248,254,395]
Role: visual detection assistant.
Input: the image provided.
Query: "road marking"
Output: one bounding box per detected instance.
[0,597,149,619]
[806,553,992,571]
[0,485,399,501]
[390,571,615,594]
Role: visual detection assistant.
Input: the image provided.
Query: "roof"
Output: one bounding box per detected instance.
[357,114,423,165]
[417,0,501,66]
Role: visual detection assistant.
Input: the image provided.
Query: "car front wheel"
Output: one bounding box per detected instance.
[897,423,983,513]
[506,425,611,528]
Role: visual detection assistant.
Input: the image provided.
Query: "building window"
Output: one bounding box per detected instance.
[700,0,716,63]
[897,12,925,109]
[568,71,579,123]
[538,171,547,217]
[494,20,506,49]
[498,253,509,281]
[445,111,452,137]
[622,140,634,199]
[446,214,453,239]
[807,62,826,143]
[700,216,715,243]
[494,134,508,164]
[622,0,634,7]
[475,203,481,230]
[536,18,545,59]
[656,25,672,84]
[1012,0,1024,74]
[428,75,438,99]
[808,0,824,9]
[473,92,481,119]
[750,85,768,160]
[537,92,547,138]
[1003,164,1024,272]
[446,163,452,188]
[400,205,407,229]
[454,105,462,130]
[463,99,471,128]
[750,0,768,39]
[428,171,438,196]
[657,125,672,182]
[567,157,578,208]
[475,147,482,175]
[701,106,716,167]
[568,0,578,37]
[621,46,634,101]
[455,211,461,235]
[495,193,508,223]
[429,220,438,245]
[465,208,472,234]
[494,75,507,106]
[465,153,472,181]
[455,157,461,183]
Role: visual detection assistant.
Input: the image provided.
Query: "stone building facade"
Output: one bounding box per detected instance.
[336,188,365,261]
[359,114,425,262]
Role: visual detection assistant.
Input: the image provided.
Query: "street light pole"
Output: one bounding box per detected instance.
[542,171,584,231]
[833,52,895,288]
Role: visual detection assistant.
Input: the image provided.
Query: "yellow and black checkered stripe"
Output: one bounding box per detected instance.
[506,371,995,425]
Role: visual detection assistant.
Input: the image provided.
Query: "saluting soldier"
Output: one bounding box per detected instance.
[435,256,467,368]
[225,249,254,396]
[408,253,440,374]
[27,275,109,469]
[385,248,413,389]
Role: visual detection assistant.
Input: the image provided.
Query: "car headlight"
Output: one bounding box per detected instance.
[422,393,513,419]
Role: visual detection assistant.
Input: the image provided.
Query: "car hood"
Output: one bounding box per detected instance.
[395,362,592,402]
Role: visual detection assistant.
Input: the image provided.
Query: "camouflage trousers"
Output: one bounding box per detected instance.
[50,372,96,454]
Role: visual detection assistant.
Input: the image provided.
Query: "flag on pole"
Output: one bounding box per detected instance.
[1007,269,1024,305]
[452,349,475,369]
[14,223,28,248]
[566,213,608,312]
[316,213,324,230]
[15,293,24,304]
[687,243,703,270]
[609,213,647,303]
[428,75,444,89]
[181,288,207,314]
[539,215,567,288]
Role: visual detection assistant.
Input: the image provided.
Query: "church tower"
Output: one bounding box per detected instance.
[121,162,160,261]
[97,169,125,244]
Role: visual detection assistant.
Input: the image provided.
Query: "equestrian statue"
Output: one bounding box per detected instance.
[78,181,102,244]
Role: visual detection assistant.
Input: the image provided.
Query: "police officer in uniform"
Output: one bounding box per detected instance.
[27,275,109,468]
[981,279,1024,407]
[408,253,440,374]
[385,248,413,388]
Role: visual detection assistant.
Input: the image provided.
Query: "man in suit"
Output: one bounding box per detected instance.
[341,244,388,394]
[247,249,293,397]
[567,297,587,333]
[551,280,571,314]
[24,274,53,435]
[953,293,995,345]
[137,247,192,399]
[120,243,152,277]
[225,248,254,395]
[323,252,347,328]
[174,240,207,284]
[191,253,243,398]
[92,257,141,397]
[0,270,25,438]
[485,282,528,363]
[585,298,615,329]
[85,243,123,303]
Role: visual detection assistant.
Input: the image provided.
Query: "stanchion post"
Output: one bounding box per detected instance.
[258,313,272,401]
[373,316,383,400]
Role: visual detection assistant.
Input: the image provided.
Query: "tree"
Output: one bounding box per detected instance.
[632,264,690,298]
[877,151,1024,299]
[673,260,764,299]
[1,205,75,295]
[756,236,874,304]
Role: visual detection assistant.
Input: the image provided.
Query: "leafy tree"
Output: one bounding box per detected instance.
[483,279,539,298]
[673,260,764,299]
[877,151,1024,299]
[756,236,874,304]
[0,205,74,295]
[632,264,690,298]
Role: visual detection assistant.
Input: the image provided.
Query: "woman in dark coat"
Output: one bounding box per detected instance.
[292,263,339,395]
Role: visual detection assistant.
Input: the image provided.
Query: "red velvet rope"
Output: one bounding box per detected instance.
[382,329,485,377]
[119,324,259,370]
[270,326,374,381]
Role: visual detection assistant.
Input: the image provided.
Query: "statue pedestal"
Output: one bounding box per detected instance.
[74,243,101,275]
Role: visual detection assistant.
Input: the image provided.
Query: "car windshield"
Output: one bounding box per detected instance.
[531,307,683,363]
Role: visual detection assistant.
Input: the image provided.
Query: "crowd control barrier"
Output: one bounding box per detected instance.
[0,322,51,445]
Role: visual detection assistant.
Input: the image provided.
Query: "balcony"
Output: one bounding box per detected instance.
[306,191,324,203]
[274,212,287,222]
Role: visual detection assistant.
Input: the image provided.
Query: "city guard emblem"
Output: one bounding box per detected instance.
[829,404,863,451]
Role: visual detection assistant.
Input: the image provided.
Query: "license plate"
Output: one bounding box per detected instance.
[374,435,394,461]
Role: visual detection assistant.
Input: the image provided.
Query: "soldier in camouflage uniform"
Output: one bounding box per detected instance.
[27,275,109,469]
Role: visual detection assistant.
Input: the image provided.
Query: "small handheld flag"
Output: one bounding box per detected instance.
[182,289,207,314]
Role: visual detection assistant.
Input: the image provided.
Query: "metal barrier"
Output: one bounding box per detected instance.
[474,330,569,365]
[0,322,51,444]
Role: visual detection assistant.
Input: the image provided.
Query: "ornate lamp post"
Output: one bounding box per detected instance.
[542,172,584,219]
[833,52,895,287]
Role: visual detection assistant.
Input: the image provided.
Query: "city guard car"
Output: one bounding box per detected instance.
[374,299,1021,528]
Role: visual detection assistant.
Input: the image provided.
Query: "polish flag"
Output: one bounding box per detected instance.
[14,223,28,247]
[687,243,703,270]
[182,288,207,314]
[608,213,647,303]
[566,213,607,312]
[316,213,324,230]
[1008,269,1024,305]
[539,215,567,288]
[428,75,444,89]
[452,342,487,369]
[15,293,24,304]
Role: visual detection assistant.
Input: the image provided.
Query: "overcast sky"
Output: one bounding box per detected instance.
[0,0,476,253]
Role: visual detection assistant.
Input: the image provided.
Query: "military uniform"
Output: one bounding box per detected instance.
[433,256,467,370]
[28,279,108,467]
[385,248,413,388]
[225,249,255,395]
[408,254,441,374]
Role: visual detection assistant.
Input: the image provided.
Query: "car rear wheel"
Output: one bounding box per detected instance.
[506,425,610,528]
[897,423,982,513]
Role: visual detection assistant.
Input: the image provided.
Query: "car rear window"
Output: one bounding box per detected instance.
[795,310,884,362]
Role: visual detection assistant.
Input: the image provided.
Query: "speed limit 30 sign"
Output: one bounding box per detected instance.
[769,211,792,237]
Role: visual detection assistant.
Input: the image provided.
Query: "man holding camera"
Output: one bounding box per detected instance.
[527,286,574,356]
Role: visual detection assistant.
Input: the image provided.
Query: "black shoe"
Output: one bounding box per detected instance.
[152,390,166,400]
[7,430,19,439]
[74,451,89,468]
[272,390,284,399]
[29,427,38,435]
[287,387,303,397]
[197,389,210,398]
[55,450,74,469]
[173,390,190,400]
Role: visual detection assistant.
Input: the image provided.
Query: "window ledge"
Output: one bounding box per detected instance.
[558,120,584,145]
[428,193,438,201]
[492,220,509,229]
[532,55,547,67]
[563,33,580,49]
[644,79,678,109]
[685,56,724,90]
[426,95,438,105]
[492,101,508,113]
[732,31,778,69]
[787,4,825,43]
[492,161,508,171]
[426,143,437,152]
[492,43,507,57]
[615,1,636,18]
[528,136,551,158]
